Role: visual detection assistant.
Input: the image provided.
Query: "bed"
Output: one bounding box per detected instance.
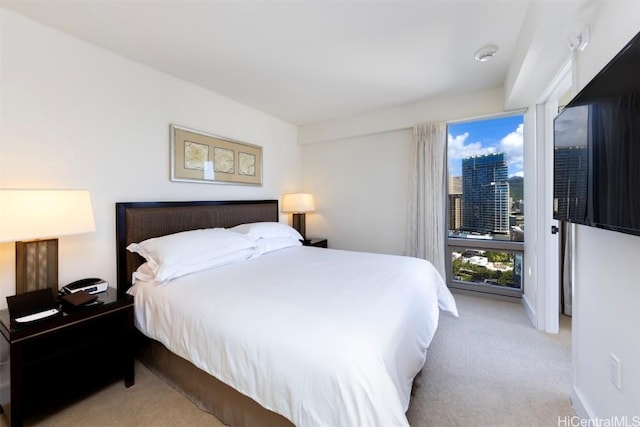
[116,200,457,427]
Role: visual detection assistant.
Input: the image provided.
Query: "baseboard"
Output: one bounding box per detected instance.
[571,386,594,420]
[522,293,537,328]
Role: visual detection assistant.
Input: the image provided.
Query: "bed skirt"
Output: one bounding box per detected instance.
[136,332,294,427]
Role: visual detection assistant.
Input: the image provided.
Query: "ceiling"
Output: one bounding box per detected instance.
[1,1,581,126]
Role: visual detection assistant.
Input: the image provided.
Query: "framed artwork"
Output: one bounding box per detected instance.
[170,124,263,185]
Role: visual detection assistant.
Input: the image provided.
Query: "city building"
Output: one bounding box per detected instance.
[553,146,588,221]
[462,153,510,235]
[448,175,462,231]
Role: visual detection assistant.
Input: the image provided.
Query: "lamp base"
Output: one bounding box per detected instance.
[15,238,58,295]
[292,213,306,240]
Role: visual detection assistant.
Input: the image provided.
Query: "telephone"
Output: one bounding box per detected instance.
[61,278,108,295]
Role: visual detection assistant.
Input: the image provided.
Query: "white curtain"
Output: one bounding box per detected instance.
[406,122,447,279]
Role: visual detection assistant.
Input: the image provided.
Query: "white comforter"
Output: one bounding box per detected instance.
[129,246,458,427]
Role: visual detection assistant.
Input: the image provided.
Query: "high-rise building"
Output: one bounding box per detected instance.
[462,153,510,234]
[448,175,462,231]
[553,146,588,221]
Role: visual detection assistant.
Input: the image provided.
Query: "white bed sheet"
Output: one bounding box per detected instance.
[129,246,457,427]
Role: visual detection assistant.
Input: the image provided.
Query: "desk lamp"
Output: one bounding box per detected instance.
[0,189,96,294]
[282,193,315,240]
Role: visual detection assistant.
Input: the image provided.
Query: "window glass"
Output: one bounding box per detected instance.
[451,247,523,289]
[447,115,524,242]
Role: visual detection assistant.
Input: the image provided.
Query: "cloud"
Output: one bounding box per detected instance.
[448,123,524,177]
[447,132,495,161]
[498,123,524,177]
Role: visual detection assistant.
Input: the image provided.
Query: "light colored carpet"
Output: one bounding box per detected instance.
[2,293,573,426]
[406,293,574,426]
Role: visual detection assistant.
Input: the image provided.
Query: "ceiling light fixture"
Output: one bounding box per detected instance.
[474,45,498,63]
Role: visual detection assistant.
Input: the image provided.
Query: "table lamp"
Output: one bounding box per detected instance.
[282,193,315,240]
[0,189,96,294]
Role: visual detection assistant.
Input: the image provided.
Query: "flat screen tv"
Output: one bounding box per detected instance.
[553,30,640,236]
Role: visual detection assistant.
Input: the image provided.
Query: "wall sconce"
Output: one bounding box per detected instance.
[281,193,315,240]
[0,189,96,294]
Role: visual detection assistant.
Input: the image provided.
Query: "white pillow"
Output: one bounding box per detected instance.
[231,222,303,241]
[254,236,302,256]
[132,248,254,283]
[127,228,255,282]
[132,262,155,284]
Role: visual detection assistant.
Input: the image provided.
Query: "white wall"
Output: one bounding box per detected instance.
[299,87,505,145]
[569,1,640,418]
[301,129,412,255]
[299,88,505,254]
[504,0,595,110]
[573,227,640,418]
[0,10,300,308]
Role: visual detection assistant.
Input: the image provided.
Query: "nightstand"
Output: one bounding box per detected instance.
[0,287,134,426]
[302,238,328,248]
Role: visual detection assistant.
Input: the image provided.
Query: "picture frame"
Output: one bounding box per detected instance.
[170,124,263,186]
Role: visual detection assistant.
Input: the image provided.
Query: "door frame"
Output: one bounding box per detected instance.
[533,57,573,333]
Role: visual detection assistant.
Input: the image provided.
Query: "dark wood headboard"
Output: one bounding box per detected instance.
[115,200,279,299]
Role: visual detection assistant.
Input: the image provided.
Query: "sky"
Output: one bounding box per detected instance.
[447,114,524,178]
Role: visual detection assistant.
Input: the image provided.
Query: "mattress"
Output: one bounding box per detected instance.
[129,245,457,427]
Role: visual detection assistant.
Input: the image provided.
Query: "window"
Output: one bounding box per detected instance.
[446,115,524,298]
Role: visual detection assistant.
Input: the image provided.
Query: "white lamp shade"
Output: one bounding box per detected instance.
[0,189,96,242]
[282,193,315,213]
